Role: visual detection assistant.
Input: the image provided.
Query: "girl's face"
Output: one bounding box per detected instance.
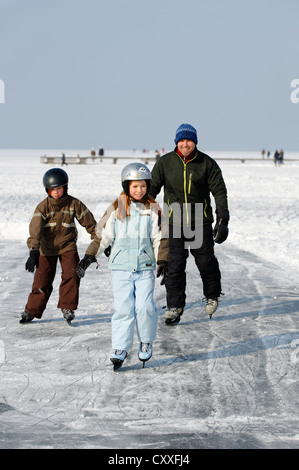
[129,180,147,200]
[49,186,64,199]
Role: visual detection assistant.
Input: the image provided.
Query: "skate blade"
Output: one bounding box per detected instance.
[165,316,181,325]
[139,357,151,368]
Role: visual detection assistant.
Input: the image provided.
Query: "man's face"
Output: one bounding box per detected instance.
[177,139,196,157]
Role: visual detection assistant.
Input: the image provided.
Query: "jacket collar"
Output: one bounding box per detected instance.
[175,146,198,163]
[48,194,70,208]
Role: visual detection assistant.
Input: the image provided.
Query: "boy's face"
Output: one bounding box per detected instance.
[49,186,64,199]
[177,139,196,157]
[129,180,147,200]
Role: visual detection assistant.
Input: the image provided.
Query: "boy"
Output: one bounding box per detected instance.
[20,168,96,324]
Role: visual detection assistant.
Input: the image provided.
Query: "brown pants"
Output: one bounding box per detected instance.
[25,251,80,318]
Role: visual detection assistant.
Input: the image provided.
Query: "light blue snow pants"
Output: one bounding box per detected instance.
[111,270,158,351]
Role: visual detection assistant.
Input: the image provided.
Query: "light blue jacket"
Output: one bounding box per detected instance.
[88,199,168,272]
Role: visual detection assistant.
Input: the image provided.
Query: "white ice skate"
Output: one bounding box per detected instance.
[61,308,75,325]
[163,307,184,325]
[204,298,218,318]
[138,342,152,367]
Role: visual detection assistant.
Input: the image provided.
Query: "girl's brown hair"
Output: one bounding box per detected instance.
[112,191,160,221]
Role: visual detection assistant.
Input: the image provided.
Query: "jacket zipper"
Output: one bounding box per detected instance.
[167,199,173,218]
[188,172,193,194]
[143,249,152,266]
[176,152,197,227]
[183,164,189,226]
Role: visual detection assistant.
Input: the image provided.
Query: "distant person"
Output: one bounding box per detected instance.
[98,147,104,162]
[155,149,161,161]
[61,152,67,166]
[274,150,280,166]
[279,149,284,164]
[149,123,229,324]
[20,168,97,325]
[91,147,96,162]
[261,149,265,158]
[77,163,168,370]
[267,150,271,159]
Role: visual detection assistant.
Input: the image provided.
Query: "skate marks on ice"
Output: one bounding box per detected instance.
[79,245,299,448]
[137,244,299,448]
[0,244,299,448]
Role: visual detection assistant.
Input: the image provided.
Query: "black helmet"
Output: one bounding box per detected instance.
[43,168,68,191]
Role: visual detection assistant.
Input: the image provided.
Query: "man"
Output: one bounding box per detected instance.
[149,123,229,324]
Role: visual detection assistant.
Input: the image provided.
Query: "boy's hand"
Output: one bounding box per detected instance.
[157,261,168,285]
[25,250,40,272]
[77,254,97,278]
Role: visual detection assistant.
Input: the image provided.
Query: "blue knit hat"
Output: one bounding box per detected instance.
[174,123,198,145]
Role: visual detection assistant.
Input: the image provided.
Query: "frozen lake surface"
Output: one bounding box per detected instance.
[0,150,298,449]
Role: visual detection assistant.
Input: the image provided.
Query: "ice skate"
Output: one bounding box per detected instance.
[19,312,34,324]
[163,307,184,325]
[204,298,218,318]
[110,349,127,371]
[61,308,75,325]
[138,342,152,367]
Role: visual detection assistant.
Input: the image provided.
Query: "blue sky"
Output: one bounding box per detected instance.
[1,0,299,151]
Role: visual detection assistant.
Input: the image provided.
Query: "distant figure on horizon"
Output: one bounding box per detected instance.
[91,147,96,162]
[99,147,104,162]
[274,150,280,166]
[61,152,67,166]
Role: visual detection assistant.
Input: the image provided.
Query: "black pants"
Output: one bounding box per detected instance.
[165,224,221,308]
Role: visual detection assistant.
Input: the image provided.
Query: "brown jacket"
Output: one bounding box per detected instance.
[27,195,96,256]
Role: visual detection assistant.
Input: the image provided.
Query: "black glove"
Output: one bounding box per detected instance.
[77,254,97,278]
[25,250,40,272]
[157,261,168,285]
[213,209,229,244]
[104,245,111,257]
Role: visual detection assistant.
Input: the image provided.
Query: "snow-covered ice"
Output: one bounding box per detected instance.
[0,149,298,449]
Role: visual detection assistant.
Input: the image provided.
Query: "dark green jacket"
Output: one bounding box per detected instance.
[149,149,228,227]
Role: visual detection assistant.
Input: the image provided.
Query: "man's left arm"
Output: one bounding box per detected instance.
[208,162,229,244]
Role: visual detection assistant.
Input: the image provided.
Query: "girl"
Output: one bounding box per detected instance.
[78,163,168,369]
